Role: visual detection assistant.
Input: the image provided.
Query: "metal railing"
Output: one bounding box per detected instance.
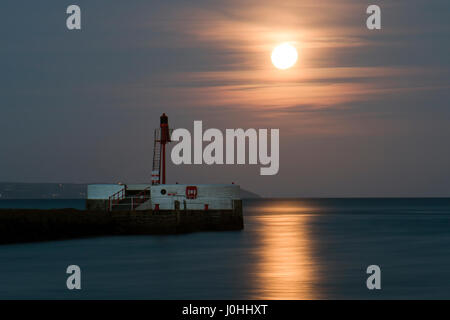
[130,187,151,210]
[108,188,126,211]
[108,187,151,211]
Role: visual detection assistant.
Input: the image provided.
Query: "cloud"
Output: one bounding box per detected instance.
[1,0,450,196]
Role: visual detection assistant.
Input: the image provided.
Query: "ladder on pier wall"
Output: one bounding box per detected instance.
[152,128,161,185]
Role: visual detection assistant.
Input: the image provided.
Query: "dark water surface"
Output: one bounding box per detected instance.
[0,198,449,299]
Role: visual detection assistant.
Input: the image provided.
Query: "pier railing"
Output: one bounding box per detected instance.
[108,187,151,211]
[108,188,126,212]
[130,187,151,210]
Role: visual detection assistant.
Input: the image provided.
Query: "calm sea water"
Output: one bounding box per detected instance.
[0,198,449,299]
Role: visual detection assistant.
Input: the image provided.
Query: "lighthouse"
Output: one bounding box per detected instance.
[152,113,171,185]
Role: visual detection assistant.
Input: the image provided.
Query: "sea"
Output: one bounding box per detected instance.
[0,198,449,299]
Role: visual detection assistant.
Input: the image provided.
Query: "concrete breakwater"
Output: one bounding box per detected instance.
[0,201,244,245]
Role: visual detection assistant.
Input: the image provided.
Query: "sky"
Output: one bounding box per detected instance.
[1,0,450,197]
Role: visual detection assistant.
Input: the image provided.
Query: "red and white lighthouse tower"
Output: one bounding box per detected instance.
[152,113,171,185]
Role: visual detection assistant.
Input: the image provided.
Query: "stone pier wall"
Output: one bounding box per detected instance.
[0,200,244,244]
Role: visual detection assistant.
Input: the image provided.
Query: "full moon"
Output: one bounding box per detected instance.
[271,43,298,70]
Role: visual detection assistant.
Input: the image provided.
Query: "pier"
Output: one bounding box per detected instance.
[0,201,243,245]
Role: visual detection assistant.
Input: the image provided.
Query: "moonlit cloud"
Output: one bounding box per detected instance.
[0,0,449,196]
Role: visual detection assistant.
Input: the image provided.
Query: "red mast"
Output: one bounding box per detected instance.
[159,113,170,184]
[151,113,171,185]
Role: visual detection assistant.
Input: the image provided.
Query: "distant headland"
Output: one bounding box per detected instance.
[0,182,260,199]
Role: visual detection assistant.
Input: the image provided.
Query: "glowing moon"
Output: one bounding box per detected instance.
[271,43,298,70]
